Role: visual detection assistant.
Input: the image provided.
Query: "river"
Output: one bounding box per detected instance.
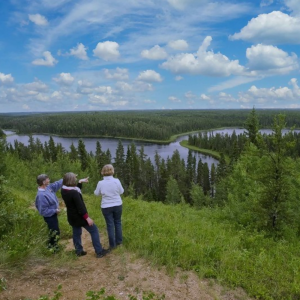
[3,128,299,168]
[3,130,220,167]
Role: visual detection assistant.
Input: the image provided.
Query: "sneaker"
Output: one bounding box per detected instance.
[96,249,110,258]
[76,250,87,257]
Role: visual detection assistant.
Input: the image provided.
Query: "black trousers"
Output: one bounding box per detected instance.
[43,214,60,248]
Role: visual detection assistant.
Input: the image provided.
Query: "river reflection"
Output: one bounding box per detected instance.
[4,128,299,168]
[3,130,219,168]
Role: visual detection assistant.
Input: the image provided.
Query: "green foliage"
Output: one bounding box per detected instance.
[165,176,183,204]
[128,291,165,300]
[222,115,300,238]
[25,286,165,300]
[0,176,18,238]
[86,288,116,300]
[3,109,298,142]
[190,183,209,208]
[0,110,251,141]
[0,277,7,291]
[25,285,62,300]
[244,107,260,145]
[3,110,300,300]
[122,198,300,300]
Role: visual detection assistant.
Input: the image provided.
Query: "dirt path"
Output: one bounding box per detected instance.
[0,230,251,300]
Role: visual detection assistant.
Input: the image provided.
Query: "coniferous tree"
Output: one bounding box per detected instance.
[130,143,140,197]
[69,142,78,162]
[190,183,209,208]
[124,146,132,190]
[210,163,216,198]
[78,139,88,171]
[43,141,50,161]
[0,138,6,175]
[223,114,300,237]
[165,176,183,204]
[216,153,227,182]
[245,107,260,146]
[202,162,210,195]
[185,150,196,203]
[158,159,168,202]
[114,140,125,179]
[196,158,203,187]
[48,136,57,162]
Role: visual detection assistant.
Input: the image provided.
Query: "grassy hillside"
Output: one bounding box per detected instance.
[1,186,300,299]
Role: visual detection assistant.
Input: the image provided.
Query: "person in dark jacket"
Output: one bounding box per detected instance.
[61,172,109,258]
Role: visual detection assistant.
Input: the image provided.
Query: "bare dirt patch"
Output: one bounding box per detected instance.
[0,230,252,300]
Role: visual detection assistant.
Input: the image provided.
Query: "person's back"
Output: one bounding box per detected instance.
[94,164,124,249]
[95,176,123,208]
[61,185,87,227]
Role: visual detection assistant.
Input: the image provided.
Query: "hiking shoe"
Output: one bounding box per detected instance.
[76,250,87,257]
[96,249,110,258]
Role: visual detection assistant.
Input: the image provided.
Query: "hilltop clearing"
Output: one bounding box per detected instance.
[0,230,251,300]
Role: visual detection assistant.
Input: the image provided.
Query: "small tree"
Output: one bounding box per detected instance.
[165,176,183,205]
[190,183,209,209]
[244,107,260,146]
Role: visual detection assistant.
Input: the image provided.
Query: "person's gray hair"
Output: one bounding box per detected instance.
[37,174,49,186]
[63,172,77,187]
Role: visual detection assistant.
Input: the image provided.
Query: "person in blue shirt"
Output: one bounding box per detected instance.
[35,174,63,250]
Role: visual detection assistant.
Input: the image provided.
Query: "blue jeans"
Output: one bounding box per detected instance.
[101,205,122,248]
[72,224,103,254]
[43,214,60,248]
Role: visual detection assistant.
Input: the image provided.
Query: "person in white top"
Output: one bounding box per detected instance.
[94,164,124,249]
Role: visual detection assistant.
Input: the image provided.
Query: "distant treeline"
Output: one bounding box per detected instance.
[6,136,218,205]
[1,109,300,141]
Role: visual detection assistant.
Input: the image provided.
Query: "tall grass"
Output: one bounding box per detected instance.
[87,196,300,300]
[1,189,300,299]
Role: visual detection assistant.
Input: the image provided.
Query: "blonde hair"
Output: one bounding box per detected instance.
[63,172,77,187]
[101,164,114,176]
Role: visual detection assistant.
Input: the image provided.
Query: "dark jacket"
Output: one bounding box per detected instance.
[61,183,88,227]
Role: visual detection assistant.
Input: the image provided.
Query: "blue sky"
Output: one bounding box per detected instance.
[1,0,300,112]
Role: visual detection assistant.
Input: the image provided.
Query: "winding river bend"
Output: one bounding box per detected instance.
[4,128,298,168]
[3,130,221,168]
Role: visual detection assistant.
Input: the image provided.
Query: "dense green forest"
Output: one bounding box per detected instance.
[1,109,300,141]
[1,109,300,299]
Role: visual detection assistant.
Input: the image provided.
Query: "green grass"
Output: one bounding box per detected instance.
[1,190,300,299]
[87,196,300,300]
[179,140,231,163]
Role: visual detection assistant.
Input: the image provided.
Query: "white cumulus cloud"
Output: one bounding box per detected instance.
[168,39,188,51]
[161,36,245,77]
[93,41,120,61]
[104,68,129,80]
[23,79,48,92]
[32,51,58,66]
[78,80,93,87]
[69,43,88,60]
[28,14,49,26]
[246,44,298,75]
[230,11,300,44]
[285,0,300,16]
[247,85,294,100]
[0,73,14,84]
[53,73,75,85]
[137,70,163,83]
[141,45,168,60]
